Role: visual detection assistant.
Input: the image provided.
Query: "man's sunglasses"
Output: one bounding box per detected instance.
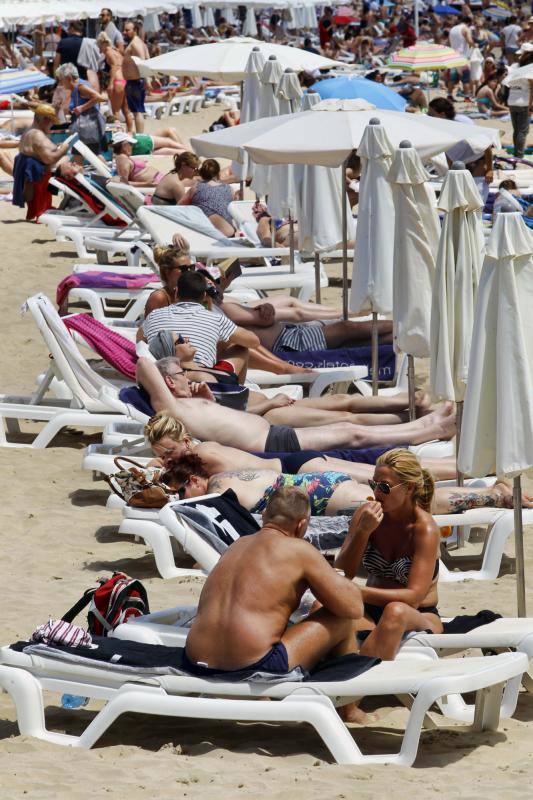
[368,479,407,495]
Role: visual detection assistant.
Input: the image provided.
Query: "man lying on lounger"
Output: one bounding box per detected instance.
[136,356,456,454]
[183,484,366,720]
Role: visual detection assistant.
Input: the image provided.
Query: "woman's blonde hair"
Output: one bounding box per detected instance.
[96,32,112,47]
[144,413,187,445]
[376,448,435,512]
[153,244,191,270]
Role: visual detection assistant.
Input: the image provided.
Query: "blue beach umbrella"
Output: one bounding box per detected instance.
[483,5,511,19]
[433,5,460,14]
[310,76,407,111]
[0,68,54,95]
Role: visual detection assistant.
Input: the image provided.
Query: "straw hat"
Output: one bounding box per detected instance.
[34,103,59,122]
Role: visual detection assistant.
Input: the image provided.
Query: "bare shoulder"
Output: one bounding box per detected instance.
[413,508,440,542]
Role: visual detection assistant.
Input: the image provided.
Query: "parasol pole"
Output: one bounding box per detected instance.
[314,252,321,303]
[289,211,295,273]
[341,155,349,320]
[239,81,245,199]
[514,475,527,617]
[414,0,419,37]
[407,354,416,421]
[456,400,464,487]
[372,311,379,395]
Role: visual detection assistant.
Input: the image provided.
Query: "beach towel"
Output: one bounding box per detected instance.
[63,313,138,379]
[57,272,157,315]
[12,152,52,220]
[274,343,396,383]
[11,637,379,683]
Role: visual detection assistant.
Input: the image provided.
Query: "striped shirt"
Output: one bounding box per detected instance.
[143,302,237,367]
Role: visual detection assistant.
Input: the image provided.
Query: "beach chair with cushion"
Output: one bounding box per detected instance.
[53,176,151,262]
[0,639,525,765]
[0,295,147,448]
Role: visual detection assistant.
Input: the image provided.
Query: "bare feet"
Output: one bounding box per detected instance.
[338,702,379,725]
[337,700,379,725]
[415,390,433,418]
[493,481,533,509]
[417,401,455,431]
[435,412,457,441]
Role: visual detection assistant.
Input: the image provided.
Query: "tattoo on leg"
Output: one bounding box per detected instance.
[448,491,501,513]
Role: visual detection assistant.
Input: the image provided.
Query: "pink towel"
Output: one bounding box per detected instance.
[64,313,138,379]
[56,271,157,314]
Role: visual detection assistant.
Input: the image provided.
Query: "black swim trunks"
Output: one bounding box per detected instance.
[264,424,301,453]
[252,449,323,472]
[182,642,289,677]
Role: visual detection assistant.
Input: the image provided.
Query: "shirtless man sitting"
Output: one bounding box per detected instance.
[137,356,456,454]
[184,485,365,722]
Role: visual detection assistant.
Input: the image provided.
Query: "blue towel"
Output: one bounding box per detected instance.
[12,153,47,208]
[273,344,396,383]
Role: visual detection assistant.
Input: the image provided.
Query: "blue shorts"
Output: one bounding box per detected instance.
[126,78,146,114]
[182,642,289,676]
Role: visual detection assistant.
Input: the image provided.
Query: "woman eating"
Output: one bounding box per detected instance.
[334,448,443,659]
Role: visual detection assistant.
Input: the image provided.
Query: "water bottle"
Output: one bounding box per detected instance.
[61,694,89,709]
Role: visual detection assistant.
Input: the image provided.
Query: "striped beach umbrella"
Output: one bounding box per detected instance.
[389,43,468,71]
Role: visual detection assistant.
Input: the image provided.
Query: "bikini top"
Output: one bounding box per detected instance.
[362,542,439,587]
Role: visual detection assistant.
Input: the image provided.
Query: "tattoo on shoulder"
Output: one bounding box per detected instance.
[213,470,261,482]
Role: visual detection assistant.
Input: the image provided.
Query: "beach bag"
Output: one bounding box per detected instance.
[72,106,106,145]
[61,573,150,636]
[105,456,172,508]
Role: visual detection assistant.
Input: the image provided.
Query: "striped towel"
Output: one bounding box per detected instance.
[31,619,92,648]
[63,313,137,380]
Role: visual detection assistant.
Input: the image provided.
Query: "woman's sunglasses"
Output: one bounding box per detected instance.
[368,479,407,495]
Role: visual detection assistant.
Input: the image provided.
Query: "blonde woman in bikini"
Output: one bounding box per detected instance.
[97,32,133,131]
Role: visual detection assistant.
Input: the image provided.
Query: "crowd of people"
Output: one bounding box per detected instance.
[2,0,533,737]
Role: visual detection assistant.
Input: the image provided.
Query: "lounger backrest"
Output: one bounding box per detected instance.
[26,294,126,413]
[49,177,93,214]
[159,500,226,572]
[72,140,112,178]
[106,182,146,217]
[75,175,133,226]
[137,206,220,251]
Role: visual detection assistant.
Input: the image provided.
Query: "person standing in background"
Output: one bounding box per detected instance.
[123,20,150,134]
[99,8,124,52]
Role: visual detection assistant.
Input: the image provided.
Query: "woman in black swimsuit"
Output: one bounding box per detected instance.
[335,448,443,660]
[152,151,200,206]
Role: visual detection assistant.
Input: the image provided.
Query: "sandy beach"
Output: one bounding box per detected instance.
[1,108,533,799]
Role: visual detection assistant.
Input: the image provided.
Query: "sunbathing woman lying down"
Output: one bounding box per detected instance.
[159,451,533,517]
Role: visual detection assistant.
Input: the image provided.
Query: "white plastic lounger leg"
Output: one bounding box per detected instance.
[30,412,128,449]
[439,513,517,582]
[473,682,506,731]
[0,666,79,746]
[72,685,365,764]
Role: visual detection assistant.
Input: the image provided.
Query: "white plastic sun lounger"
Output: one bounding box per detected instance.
[0,642,526,765]
[54,176,150,262]
[0,295,146,448]
[106,495,527,584]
